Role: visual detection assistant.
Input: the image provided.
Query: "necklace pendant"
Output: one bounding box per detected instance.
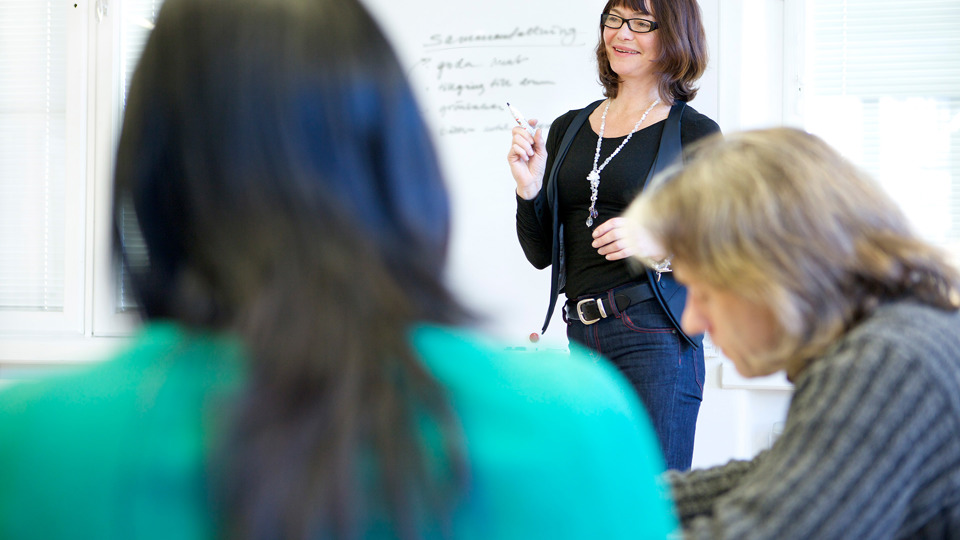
[586,208,598,227]
[584,98,660,230]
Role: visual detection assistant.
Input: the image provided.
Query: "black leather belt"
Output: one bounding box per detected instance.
[564,283,656,325]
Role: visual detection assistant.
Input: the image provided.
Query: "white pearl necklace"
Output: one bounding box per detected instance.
[585,97,661,227]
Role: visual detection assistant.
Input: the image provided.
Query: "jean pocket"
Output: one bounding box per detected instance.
[620,309,675,335]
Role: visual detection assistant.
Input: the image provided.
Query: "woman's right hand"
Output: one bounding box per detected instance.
[507,121,547,200]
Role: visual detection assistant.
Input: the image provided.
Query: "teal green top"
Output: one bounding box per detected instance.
[0,322,677,538]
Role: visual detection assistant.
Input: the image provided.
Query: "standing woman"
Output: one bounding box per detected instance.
[508,0,719,471]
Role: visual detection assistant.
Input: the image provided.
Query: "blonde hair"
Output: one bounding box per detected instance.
[624,128,960,374]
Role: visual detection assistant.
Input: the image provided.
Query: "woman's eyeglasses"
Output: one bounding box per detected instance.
[601,13,659,34]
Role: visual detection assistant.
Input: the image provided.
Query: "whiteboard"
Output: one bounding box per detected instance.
[360,0,719,348]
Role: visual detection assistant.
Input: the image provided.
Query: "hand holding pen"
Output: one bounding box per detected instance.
[505,102,547,200]
[507,102,539,136]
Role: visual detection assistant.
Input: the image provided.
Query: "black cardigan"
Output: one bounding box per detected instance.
[515,100,717,347]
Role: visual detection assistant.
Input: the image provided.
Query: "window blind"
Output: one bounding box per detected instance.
[0,1,67,311]
[803,0,960,250]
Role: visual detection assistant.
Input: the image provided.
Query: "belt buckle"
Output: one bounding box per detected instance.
[576,298,604,325]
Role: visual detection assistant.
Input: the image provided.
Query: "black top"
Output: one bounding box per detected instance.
[518,104,719,299]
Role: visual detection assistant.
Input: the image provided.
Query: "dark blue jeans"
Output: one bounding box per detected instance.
[566,288,704,471]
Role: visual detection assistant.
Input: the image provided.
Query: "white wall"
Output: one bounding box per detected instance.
[694,349,791,468]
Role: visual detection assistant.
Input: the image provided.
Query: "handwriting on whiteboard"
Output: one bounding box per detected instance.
[408,25,588,137]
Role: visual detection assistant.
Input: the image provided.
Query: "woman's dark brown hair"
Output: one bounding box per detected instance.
[113,0,468,537]
[596,0,708,102]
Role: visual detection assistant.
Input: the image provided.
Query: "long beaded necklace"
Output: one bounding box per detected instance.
[585,97,661,227]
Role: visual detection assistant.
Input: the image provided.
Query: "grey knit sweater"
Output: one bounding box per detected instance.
[667,301,960,539]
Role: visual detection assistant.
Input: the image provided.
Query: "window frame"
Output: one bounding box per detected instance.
[91,0,141,338]
[0,1,134,363]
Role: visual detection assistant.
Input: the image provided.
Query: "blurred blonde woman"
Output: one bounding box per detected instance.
[624,127,960,539]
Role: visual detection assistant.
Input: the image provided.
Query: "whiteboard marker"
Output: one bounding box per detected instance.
[506,102,538,136]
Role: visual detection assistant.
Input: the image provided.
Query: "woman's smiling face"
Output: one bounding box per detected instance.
[602,4,661,83]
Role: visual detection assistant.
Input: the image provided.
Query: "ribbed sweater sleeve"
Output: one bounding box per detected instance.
[669,302,960,539]
[665,458,757,521]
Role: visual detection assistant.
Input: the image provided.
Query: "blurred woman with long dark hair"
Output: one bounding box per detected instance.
[0,0,676,537]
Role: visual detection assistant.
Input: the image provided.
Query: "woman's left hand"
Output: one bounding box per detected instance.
[591,217,639,261]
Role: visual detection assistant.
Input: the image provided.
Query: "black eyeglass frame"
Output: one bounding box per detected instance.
[600,13,659,34]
